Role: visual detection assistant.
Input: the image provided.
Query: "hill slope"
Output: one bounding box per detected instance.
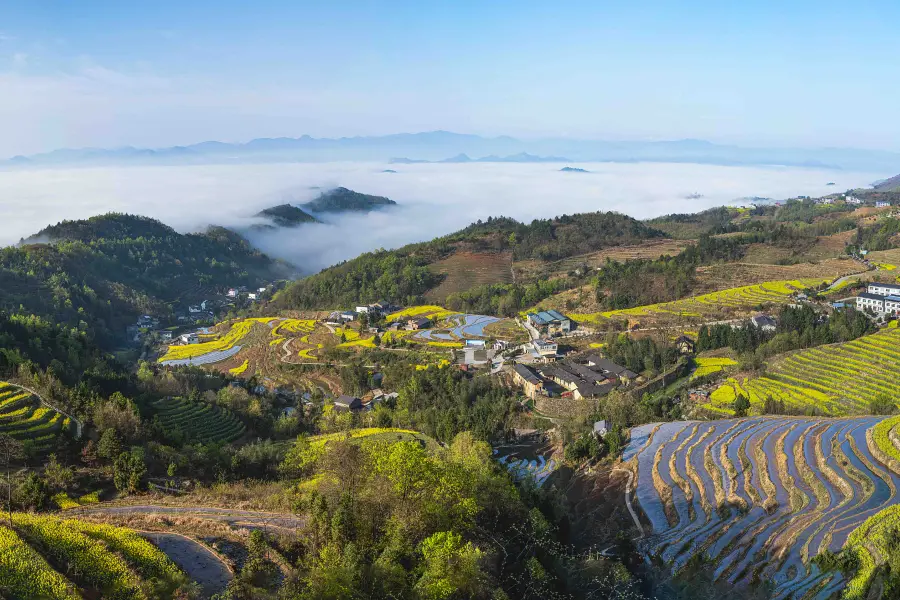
[875,173,900,192]
[274,212,666,309]
[301,187,397,213]
[5,213,287,346]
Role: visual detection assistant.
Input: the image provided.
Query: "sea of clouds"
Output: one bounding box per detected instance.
[0,161,888,274]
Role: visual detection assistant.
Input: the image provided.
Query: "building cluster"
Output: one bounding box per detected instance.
[510,354,639,401]
[856,283,900,315]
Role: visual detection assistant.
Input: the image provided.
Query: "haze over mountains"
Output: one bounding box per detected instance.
[6,131,900,172]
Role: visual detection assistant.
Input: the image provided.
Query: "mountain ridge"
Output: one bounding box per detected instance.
[7,130,900,171]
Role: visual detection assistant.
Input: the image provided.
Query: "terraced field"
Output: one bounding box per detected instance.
[625,416,900,599]
[0,513,187,599]
[151,397,245,444]
[705,328,900,416]
[571,279,826,325]
[0,382,72,451]
[158,317,276,364]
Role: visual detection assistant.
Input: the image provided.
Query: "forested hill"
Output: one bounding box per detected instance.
[254,204,319,227]
[4,213,287,347]
[274,211,666,309]
[302,186,397,213]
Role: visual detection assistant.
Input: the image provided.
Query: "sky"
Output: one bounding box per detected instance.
[1,1,900,157]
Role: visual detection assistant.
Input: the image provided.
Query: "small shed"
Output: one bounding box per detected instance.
[593,420,609,437]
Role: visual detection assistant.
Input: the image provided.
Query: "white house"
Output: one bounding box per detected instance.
[258,287,267,293]
[227,288,238,298]
[857,293,886,313]
[179,333,200,344]
[877,201,891,208]
[248,293,258,300]
[188,305,202,314]
[845,195,862,205]
[868,283,900,297]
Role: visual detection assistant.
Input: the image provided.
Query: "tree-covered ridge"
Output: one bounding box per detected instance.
[3,213,285,345]
[276,211,665,309]
[302,187,397,213]
[254,204,319,226]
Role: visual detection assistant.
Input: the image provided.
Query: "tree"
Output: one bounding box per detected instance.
[43,454,74,492]
[0,434,23,525]
[113,451,147,493]
[97,428,122,461]
[415,531,486,600]
[734,393,751,418]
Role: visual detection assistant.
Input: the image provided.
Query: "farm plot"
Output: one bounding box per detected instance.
[151,397,245,444]
[425,251,513,301]
[705,328,900,416]
[0,382,71,451]
[158,318,275,364]
[625,416,900,599]
[570,279,826,326]
[0,513,187,599]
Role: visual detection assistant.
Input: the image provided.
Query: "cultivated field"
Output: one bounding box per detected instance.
[570,279,825,326]
[705,328,900,416]
[0,513,187,599]
[693,259,860,295]
[625,416,900,599]
[514,239,693,279]
[151,397,245,444]
[0,381,72,450]
[425,251,513,300]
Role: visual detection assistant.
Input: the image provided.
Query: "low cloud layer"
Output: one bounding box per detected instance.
[0,162,887,274]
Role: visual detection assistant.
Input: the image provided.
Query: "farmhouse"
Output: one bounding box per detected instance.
[751,315,777,332]
[333,395,363,411]
[156,330,174,341]
[511,364,544,399]
[407,317,432,330]
[877,201,891,208]
[526,310,572,335]
[539,361,616,400]
[583,355,638,384]
[675,336,695,355]
[532,338,558,357]
[179,333,199,345]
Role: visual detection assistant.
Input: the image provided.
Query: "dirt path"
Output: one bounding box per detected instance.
[612,467,644,539]
[72,504,306,530]
[142,532,233,598]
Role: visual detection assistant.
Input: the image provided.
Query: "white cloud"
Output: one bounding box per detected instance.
[0,161,886,273]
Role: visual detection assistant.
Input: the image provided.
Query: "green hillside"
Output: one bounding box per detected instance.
[275,211,666,309]
[254,203,319,226]
[301,186,397,213]
[4,213,286,346]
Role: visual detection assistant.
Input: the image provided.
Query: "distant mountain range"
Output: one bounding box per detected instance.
[5,130,900,171]
[390,152,571,164]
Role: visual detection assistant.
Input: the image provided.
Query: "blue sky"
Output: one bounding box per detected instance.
[1,1,899,156]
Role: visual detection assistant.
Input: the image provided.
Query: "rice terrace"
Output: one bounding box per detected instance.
[625,416,900,599]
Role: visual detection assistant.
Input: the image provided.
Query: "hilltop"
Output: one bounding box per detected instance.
[6,213,287,347]
[254,203,318,227]
[560,166,589,173]
[301,186,397,213]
